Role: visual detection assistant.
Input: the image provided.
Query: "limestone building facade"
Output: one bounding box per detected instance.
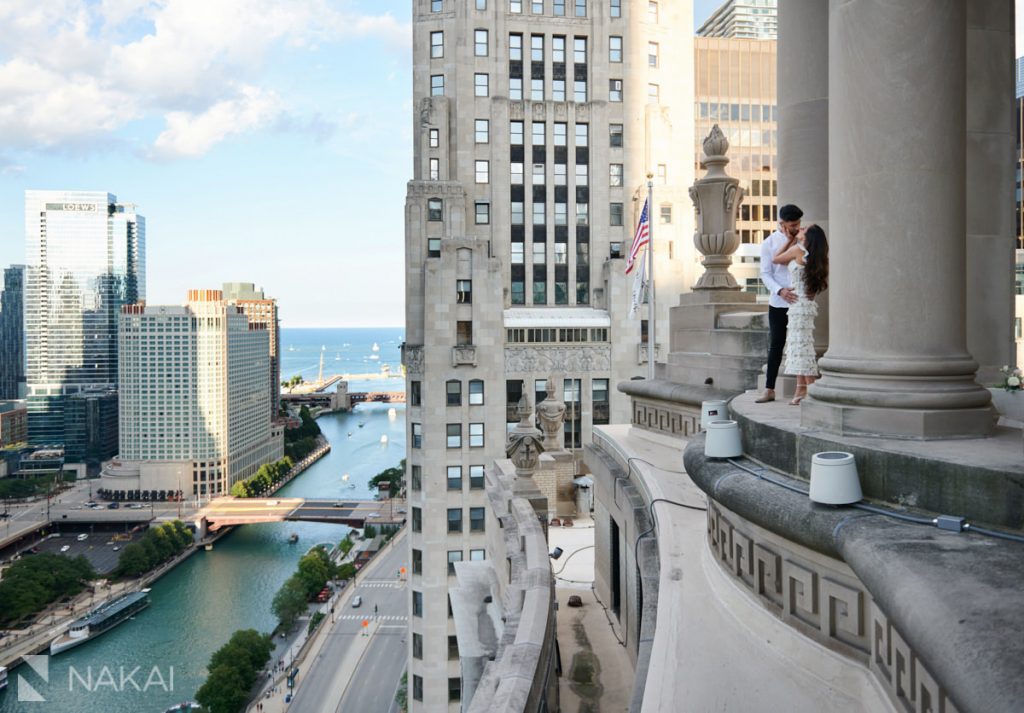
[402,0,694,708]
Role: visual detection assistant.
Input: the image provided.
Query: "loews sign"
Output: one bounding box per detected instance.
[45,202,99,212]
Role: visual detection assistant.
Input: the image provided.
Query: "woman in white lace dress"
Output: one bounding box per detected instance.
[772,225,829,405]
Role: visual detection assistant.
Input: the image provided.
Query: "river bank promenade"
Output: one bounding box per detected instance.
[250,528,408,713]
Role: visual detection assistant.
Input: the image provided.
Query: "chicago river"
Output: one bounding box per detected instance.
[0,403,405,713]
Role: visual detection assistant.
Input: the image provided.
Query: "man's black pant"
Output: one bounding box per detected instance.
[766,306,789,390]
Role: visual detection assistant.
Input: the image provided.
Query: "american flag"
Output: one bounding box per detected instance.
[625,197,650,275]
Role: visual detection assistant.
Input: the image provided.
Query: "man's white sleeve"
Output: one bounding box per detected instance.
[760,237,782,296]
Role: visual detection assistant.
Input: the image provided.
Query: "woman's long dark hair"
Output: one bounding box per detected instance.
[803,225,829,297]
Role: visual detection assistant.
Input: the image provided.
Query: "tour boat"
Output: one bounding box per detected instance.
[50,590,151,655]
[288,533,299,543]
[164,702,201,712]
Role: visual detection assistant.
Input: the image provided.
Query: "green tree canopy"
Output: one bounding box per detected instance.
[272,576,308,630]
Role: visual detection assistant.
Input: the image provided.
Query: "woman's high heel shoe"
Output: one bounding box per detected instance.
[789,387,807,406]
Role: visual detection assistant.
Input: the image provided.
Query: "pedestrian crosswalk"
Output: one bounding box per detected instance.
[359,580,404,588]
[336,614,408,622]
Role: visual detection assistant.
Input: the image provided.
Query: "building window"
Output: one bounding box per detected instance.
[412,423,422,448]
[609,163,623,186]
[448,635,460,659]
[573,80,587,102]
[510,77,523,100]
[469,379,484,405]
[475,202,490,224]
[648,83,659,103]
[553,122,567,146]
[410,381,421,406]
[511,163,524,184]
[428,198,443,221]
[510,33,523,60]
[429,158,439,180]
[430,74,444,96]
[475,160,489,183]
[413,632,423,659]
[533,242,547,264]
[575,164,588,186]
[412,549,423,575]
[657,163,667,184]
[449,677,461,702]
[447,550,462,575]
[609,36,622,62]
[554,202,567,225]
[447,466,462,490]
[532,0,544,12]
[552,79,565,101]
[575,123,588,146]
[576,202,589,225]
[610,202,624,226]
[531,78,544,101]
[554,164,567,186]
[573,37,587,63]
[533,202,545,225]
[532,121,545,145]
[554,0,565,15]
[412,590,423,617]
[660,204,672,224]
[427,238,441,258]
[430,31,444,58]
[457,279,473,304]
[512,242,525,264]
[475,29,489,56]
[470,548,486,561]
[511,279,525,303]
[411,464,422,490]
[469,423,484,447]
[511,201,524,223]
[593,378,609,425]
[457,320,473,345]
[609,79,622,102]
[470,465,485,489]
[610,123,623,147]
[470,507,486,532]
[447,423,462,448]
[477,0,487,8]
[648,1,658,22]
[447,380,462,405]
[413,674,423,701]
[475,119,489,143]
[555,242,568,264]
[475,73,489,97]
[531,34,544,61]
[574,0,586,17]
[510,0,522,12]
[553,36,565,62]
[431,0,442,11]
[412,506,422,531]
[429,128,439,148]
[648,41,659,67]
[610,0,621,17]
[448,508,463,532]
[511,121,524,144]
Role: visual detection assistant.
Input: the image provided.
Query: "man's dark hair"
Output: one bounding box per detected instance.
[779,204,803,222]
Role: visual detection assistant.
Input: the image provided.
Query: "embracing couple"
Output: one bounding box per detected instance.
[756,204,830,406]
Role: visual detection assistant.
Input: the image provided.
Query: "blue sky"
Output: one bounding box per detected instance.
[0,0,737,327]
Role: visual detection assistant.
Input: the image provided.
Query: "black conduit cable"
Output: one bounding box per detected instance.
[725,457,1024,544]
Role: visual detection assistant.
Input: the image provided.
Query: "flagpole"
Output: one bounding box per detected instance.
[646,177,655,380]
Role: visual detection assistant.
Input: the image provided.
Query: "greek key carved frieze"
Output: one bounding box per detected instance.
[707,503,959,713]
[631,399,699,439]
[504,345,610,375]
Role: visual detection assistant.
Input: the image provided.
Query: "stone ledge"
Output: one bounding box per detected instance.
[730,391,1024,529]
[618,377,740,404]
[684,437,1024,713]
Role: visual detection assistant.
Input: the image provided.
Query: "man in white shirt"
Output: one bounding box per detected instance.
[756,204,802,402]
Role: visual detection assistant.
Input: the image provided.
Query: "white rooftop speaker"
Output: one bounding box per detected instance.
[701,400,728,429]
[704,420,742,458]
[809,451,862,505]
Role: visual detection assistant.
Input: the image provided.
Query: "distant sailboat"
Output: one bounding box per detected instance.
[342,473,350,481]
[372,342,380,352]
[380,434,389,444]
[388,407,397,420]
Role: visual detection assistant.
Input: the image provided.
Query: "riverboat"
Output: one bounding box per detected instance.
[163,702,201,712]
[50,589,151,655]
[289,533,299,543]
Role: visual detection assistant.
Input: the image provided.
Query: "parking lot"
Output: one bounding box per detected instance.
[29,527,146,574]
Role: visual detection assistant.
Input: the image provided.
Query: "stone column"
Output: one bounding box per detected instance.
[777,0,829,354]
[965,0,1016,384]
[804,0,992,438]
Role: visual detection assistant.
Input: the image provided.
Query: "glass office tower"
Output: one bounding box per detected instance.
[0,265,25,399]
[24,191,145,464]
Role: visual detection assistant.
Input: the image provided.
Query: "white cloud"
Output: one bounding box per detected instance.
[150,85,282,159]
[0,0,410,159]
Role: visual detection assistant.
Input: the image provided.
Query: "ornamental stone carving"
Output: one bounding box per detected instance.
[536,375,567,451]
[452,345,478,367]
[401,344,424,376]
[504,345,611,375]
[690,124,746,290]
[506,395,545,480]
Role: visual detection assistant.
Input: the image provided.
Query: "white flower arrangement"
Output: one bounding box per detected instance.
[998,365,1022,393]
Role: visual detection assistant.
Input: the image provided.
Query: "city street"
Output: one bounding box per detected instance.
[287,538,408,713]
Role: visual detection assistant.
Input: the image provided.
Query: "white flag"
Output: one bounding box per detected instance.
[628,247,647,320]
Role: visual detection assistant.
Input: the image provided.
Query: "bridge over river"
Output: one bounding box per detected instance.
[195,496,406,533]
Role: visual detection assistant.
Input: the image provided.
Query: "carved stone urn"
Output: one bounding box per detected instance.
[689,124,746,290]
[506,395,546,480]
[536,375,567,451]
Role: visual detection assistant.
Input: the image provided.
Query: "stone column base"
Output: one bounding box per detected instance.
[801,398,994,440]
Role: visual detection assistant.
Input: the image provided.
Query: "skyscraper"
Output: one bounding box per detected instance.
[696,0,777,39]
[23,190,145,463]
[106,289,282,497]
[403,1,693,708]
[0,265,25,399]
[222,282,281,422]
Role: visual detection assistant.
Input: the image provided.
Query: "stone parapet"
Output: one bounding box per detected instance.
[684,435,1024,713]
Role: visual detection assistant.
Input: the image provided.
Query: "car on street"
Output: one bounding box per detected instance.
[396,507,407,514]
[59,545,71,553]
[112,546,121,552]
[127,504,144,509]
[366,512,380,519]
[351,595,362,608]
[85,501,97,507]
[107,502,120,509]
[76,534,88,542]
